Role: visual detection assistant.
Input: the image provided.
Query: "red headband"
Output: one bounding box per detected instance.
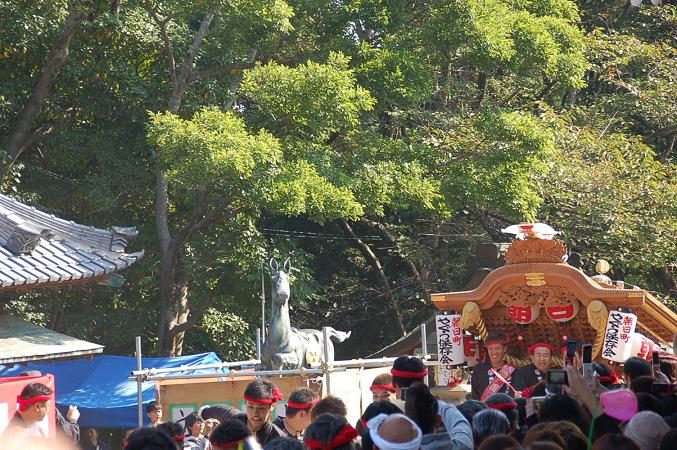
[287,399,318,409]
[488,402,518,411]
[528,343,555,355]
[486,335,509,346]
[244,388,283,405]
[16,395,51,411]
[304,424,359,449]
[390,368,429,379]
[210,437,245,449]
[598,373,620,385]
[370,384,396,392]
[174,434,185,443]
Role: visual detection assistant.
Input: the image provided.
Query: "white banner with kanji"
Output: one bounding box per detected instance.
[435,314,465,366]
[602,311,637,363]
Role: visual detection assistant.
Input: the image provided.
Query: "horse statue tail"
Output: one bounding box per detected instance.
[326,327,351,343]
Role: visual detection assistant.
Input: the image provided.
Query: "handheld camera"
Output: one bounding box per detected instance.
[582,344,593,385]
[547,369,568,386]
[565,341,577,367]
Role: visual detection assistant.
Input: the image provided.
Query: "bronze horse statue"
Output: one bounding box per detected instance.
[261,258,351,370]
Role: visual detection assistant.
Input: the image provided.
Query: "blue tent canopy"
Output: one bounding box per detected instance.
[0,352,223,429]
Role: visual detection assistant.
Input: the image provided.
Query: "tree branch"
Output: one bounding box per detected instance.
[155,170,172,256]
[13,107,79,157]
[169,296,211,336]
[144,0,176,85]
[224,49,258,110]
[190,60,256,82]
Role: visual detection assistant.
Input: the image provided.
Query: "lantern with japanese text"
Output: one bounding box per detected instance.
[463,335,486,368]
[435,314,465,365]
[602,311,637,363]
[629,333,655,360]
[545,297,580,323]
[506,305,540,324]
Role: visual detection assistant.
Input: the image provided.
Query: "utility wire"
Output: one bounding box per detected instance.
[261,228,383,241]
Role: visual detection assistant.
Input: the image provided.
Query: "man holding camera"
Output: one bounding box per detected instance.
[470,332,516,401]
[512,342,555,397]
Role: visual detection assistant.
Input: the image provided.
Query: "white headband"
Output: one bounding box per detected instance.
[367,414,422,450]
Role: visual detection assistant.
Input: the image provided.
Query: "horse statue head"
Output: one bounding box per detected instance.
[270,257,292,304]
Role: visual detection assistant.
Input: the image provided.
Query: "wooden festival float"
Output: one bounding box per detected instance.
[430,224,677,371]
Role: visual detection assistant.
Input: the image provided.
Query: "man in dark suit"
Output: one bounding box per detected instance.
[470,332,516,400]
[512,343,555,396]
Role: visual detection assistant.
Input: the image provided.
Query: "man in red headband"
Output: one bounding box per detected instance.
[370,373,396,403]
[200,379,283,446]
[271,387,317,439]
[512,342,555,396]
[470,332,516,401]
[390,356,428,410]
[1,382,52,442]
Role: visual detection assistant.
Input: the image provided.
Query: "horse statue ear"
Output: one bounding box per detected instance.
[270,258,279,272]
[284,258,292,273]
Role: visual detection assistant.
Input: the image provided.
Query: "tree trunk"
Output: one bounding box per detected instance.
[2,9,84,176]
[339,219,406,337]
[474,72,487,109]
[223,48,258,111]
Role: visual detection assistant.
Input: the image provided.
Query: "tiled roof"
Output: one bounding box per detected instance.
[0,194,143,290]
[0,315,103,364]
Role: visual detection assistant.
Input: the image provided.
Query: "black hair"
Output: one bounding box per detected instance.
[147,400,162,414]
[183,412,203,432]
[623,357,652,382]
[591,433,641,450]
[630,375,656,394]
[356,400,402,435]
[360,431,374,450]
[285,387,317,418]
[244,379,279,402]
[125,428,179,450]
[403,383,437,434]
[485,393,518,430]
[635,392,663,415]
[391,356,427,389]
[304,414,355,450]
[592,362,618,388]
[514,397,527,427]
[210,419,252,447]
[19,383,53,399]
[660,428,677,450]
[456,399,487,423]
[264,436,304,450]
[311,396,347,420]
[538,394,591,436]
[157,421,184,443]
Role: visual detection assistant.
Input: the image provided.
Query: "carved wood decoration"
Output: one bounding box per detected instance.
[587,300,609,359]
[505,238,568,265]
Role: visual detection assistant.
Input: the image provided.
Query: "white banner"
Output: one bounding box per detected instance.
[435,314,465,366]
[602,311,637,363]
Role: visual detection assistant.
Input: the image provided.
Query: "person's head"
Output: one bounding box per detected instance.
[391,356,428,395]
[659,428,677,450]
[125,427,178,450]
[591,433,641,450]
[210,419,252,450]
[623,357,652,385]
[593,362,621,388]
[264,436,304,450]
[17,383,53,423]
[485,332,508,367]
[311,396,347,421]
[370,373,396,403]
[147,401,163,425]
[485,393,518,431]
[361,400,402,430]
[537,394,591,434]
[122,429,134,448]
[367,413,422,450]
[244,379,282,432]
[658,353,677,383]
[477,434,519,450]
[184,412,204,437]
[622,411,670,450]
[548,421,587,450]
[403,382,437,434]
[283,387,317,433]
[157,421,184,446]
[304,413,357,450]
[472,408,510,447]
[528,343,555,372]
[630,375,656,394]
[528,443,564,450]
[456,399,487,423]
[635,392,663,415]
[523,429,566,449]
[87,428,99,444]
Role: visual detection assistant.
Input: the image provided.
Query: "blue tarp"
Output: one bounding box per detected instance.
[0,352,223,429]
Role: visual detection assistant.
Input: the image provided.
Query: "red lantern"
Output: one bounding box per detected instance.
[545,299,580,322]
[463,335,487,368]
[507,305,540,324]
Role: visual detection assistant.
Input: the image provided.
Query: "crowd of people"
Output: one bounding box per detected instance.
[2,331,676,450]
